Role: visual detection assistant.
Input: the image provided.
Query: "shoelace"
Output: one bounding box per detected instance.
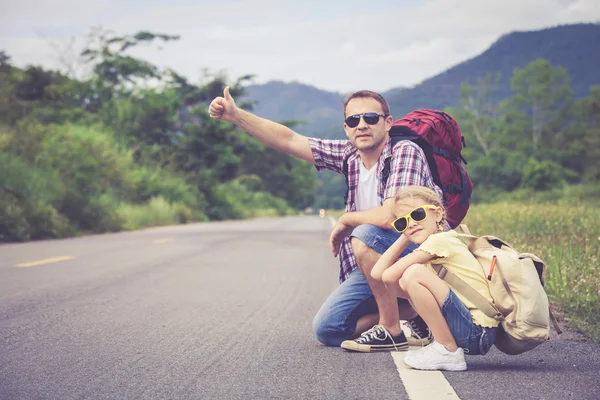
[355,326,380,343]
[356,325,400,351]
[406,320,424,339]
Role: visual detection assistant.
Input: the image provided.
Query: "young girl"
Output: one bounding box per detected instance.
[371,186,498,371]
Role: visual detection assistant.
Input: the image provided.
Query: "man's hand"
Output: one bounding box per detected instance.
[329,220,355,258]
[209,86,238,123]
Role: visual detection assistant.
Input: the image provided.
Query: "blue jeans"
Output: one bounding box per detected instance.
[441,289,497,355]
[312,224,417,346]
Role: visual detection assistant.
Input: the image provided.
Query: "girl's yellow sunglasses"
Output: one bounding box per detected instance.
[391,205,439,233]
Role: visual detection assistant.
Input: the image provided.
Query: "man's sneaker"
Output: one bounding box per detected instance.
[341,325,408,352]
[403,341,467,371]
[402,319,433,347]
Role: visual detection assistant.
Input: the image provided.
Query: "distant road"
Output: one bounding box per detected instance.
[1,216,599,399]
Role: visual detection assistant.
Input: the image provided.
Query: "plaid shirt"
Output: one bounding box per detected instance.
[308,137,442,283]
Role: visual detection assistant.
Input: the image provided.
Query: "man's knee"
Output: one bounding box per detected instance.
[312,313,348,347]
[350,224,404,258]
[350,236,372,264]
[350,224,380,263]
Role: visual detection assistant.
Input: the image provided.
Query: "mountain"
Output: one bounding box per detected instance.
[240,81,344,137]
[385,23,600,117]
[241,23,600,139]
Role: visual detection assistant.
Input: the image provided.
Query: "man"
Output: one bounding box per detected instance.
[209,87,440,352]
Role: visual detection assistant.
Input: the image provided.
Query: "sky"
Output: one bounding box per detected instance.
[2,0,599,94]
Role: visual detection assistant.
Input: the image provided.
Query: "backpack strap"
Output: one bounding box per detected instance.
[379,134,404,190]
[458,164,469,207]
[431,264,505,322]
[342,158,350,206]
[455,224,471,235]
[549,309,563,334]
[342,135,402,206]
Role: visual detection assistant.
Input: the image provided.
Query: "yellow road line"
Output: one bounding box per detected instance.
[15,256,75,268]
[391,352,461,399]
[153,238,175,244]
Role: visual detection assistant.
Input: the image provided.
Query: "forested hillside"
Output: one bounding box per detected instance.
[386,23,600,117]
[311,57,600,209]
[1,24,598,241]
[238,23,600,209]
[243,23,600,136]
[0,31,316,242]
[241,81,343,137]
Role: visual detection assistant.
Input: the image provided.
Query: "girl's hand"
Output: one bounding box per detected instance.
[371,235,412,281]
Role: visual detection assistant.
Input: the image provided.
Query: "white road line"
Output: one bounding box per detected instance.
[326,215,461,398]
[391,352,461,399]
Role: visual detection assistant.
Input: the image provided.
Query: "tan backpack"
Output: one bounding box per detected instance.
[431,225,561,355]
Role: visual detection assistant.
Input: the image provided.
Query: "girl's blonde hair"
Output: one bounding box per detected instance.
[395,186,447,228]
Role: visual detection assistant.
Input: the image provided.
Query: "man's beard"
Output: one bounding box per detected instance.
[353,135,383,152]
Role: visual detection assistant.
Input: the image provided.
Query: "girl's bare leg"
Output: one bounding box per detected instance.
[399,264,458,352]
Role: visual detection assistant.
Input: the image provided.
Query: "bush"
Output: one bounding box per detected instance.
[468,149,527,191]
[36,124,132,230]
[207,179,292,220]
[127,166,206,212]
[117,197,205,230]
[0,151,73,241]
[521,158,565,191]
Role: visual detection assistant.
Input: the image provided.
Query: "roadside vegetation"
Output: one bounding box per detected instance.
[328,190,600,343]
[463,191,600,343]
[1,29,598,341]
[0,30,311,242]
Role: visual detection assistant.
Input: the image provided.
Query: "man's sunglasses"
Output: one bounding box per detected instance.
[391,205,439,233]
[344,113,387,128]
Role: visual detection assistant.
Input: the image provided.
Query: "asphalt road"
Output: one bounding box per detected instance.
[1,216,599,400]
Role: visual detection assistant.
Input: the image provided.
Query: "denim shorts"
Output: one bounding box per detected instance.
[312,224,418,346]
[441,289,497,355]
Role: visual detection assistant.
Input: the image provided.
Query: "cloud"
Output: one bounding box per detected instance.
[1,0,599,93]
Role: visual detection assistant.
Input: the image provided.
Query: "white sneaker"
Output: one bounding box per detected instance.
[403,341,467,371]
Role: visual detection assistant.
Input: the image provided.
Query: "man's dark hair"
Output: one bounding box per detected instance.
[343,90,391,117]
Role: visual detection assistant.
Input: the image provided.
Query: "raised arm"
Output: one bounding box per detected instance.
[209,86,315,164]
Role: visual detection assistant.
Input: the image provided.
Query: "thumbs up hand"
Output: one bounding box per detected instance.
[209,86,238,122]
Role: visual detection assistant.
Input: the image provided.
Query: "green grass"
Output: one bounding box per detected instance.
[117,197,199,230]
[464,201,600,342]
[326,199,600,342]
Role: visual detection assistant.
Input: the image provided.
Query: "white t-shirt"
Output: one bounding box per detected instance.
[355,161,380,211]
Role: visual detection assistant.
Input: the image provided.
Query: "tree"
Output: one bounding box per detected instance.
[456,73,502,156]
[81,29,180,92]
[506,58,573,151]
[567,86,600,182]
[0,51,14,123]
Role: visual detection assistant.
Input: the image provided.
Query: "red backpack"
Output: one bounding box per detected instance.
[389,109,473,228]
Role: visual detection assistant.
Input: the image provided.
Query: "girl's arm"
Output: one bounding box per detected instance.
[380,250,437,284]
[371,234,412,281]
